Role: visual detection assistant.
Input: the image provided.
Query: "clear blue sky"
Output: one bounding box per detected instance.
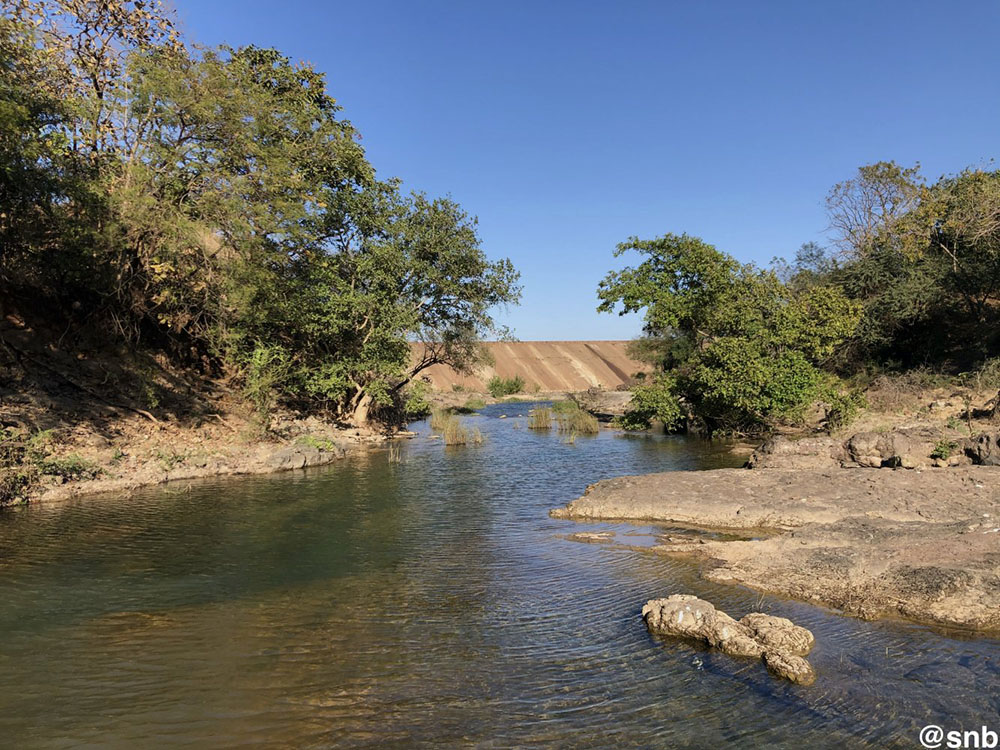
[173,0,999,341]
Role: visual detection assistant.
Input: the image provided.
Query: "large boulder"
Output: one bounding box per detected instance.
[844,432,885,468]
[968,433,1000,466]
[570,388,634,421]
[746,435,845,469]
[641,594,764,658]
[642,594,816,685]
[751,428,951,470]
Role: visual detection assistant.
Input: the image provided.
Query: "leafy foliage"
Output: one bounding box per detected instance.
[599,235,860,433]
[827,163,1000,369]
[0,2,520,427]
[603,159,1000,433]
[487,375,525,398]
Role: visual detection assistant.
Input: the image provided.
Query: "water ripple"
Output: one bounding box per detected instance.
[0,402,996,748]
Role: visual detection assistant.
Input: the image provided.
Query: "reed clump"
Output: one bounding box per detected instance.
[429,408,449,432]
[442,416,468,445]
[529,407,552,430]
[554,404,600,434]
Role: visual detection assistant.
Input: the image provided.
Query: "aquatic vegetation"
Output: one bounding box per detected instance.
[529,407,552,430]
[554,404,600,434]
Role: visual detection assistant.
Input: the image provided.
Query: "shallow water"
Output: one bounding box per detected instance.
[0,401,997,748]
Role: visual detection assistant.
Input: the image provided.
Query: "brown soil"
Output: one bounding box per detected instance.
[1,301,382,506]
[552,466,1000,633]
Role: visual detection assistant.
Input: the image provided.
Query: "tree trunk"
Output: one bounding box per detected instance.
[351,391,373,427]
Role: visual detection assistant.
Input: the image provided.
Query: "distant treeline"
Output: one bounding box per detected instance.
[600,162,1000,434]
[0,1,519,426]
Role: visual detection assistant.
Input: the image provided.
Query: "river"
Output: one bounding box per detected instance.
[0,401,996,748]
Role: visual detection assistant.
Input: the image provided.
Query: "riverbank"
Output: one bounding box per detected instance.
[552,465,1000,633]
[1,407,385,506]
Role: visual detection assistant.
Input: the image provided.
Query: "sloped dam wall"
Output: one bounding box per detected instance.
[414,341,649,392]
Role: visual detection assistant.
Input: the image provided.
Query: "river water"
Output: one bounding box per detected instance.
[1,402,997,748]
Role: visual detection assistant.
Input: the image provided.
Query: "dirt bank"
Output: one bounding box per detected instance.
[552,466,1000,632]
[1,302,392,506]
[2,409,385,506]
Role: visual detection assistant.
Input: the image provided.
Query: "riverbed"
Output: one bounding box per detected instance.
[0,402,996,748]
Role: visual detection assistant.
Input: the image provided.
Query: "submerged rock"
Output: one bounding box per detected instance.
[762,650,816,685]
[641,594,816,685]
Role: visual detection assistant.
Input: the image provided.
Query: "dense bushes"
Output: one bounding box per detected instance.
[601,161,1000,434]
[598,234,860,433]
[487,375,525,398]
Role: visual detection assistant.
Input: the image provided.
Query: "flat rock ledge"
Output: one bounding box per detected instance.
[642,595,816,685]
[552,466,1000,632]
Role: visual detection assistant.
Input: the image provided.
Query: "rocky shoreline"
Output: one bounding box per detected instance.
[28,434,379,504]
[553,462,1000,633]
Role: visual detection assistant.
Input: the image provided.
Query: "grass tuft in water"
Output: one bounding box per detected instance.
[554,404,600,434]
[529,407,552,430]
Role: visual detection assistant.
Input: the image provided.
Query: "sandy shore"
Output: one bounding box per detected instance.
[552,466,1000,632]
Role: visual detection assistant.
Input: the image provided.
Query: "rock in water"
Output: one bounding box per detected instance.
[762,651,816,685]
[642,594,816,685]
[739,612,815,656]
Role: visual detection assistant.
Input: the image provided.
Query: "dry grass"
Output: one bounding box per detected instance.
[555,407,599,435]
[432,411,483,446]
[865,369,954,413]
[441,415,468,445]
[529,407,552,430]
[429,408,449,432]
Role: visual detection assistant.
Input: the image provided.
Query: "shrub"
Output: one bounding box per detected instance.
[619,376,683,431]
[824,387,867,430]
[38,454,101,480]
[487,375,525,398]
[296,434,338,452]
[402,380,432,419]
[931,440,958,460]
[0,466,37,507]
[962,357,1000,392]
[463,397,486,410]
[243,343,292,432]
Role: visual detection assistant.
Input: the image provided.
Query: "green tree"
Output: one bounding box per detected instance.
[827,163,1000,368]
[1,2,521,429]
[599,234,859,433]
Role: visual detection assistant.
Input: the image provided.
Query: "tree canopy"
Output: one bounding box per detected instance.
[600,160,1000,434]
[598,234,860,433]
[1,1,520,426]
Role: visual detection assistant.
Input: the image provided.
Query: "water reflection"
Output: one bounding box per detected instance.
[0,402,996,748]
